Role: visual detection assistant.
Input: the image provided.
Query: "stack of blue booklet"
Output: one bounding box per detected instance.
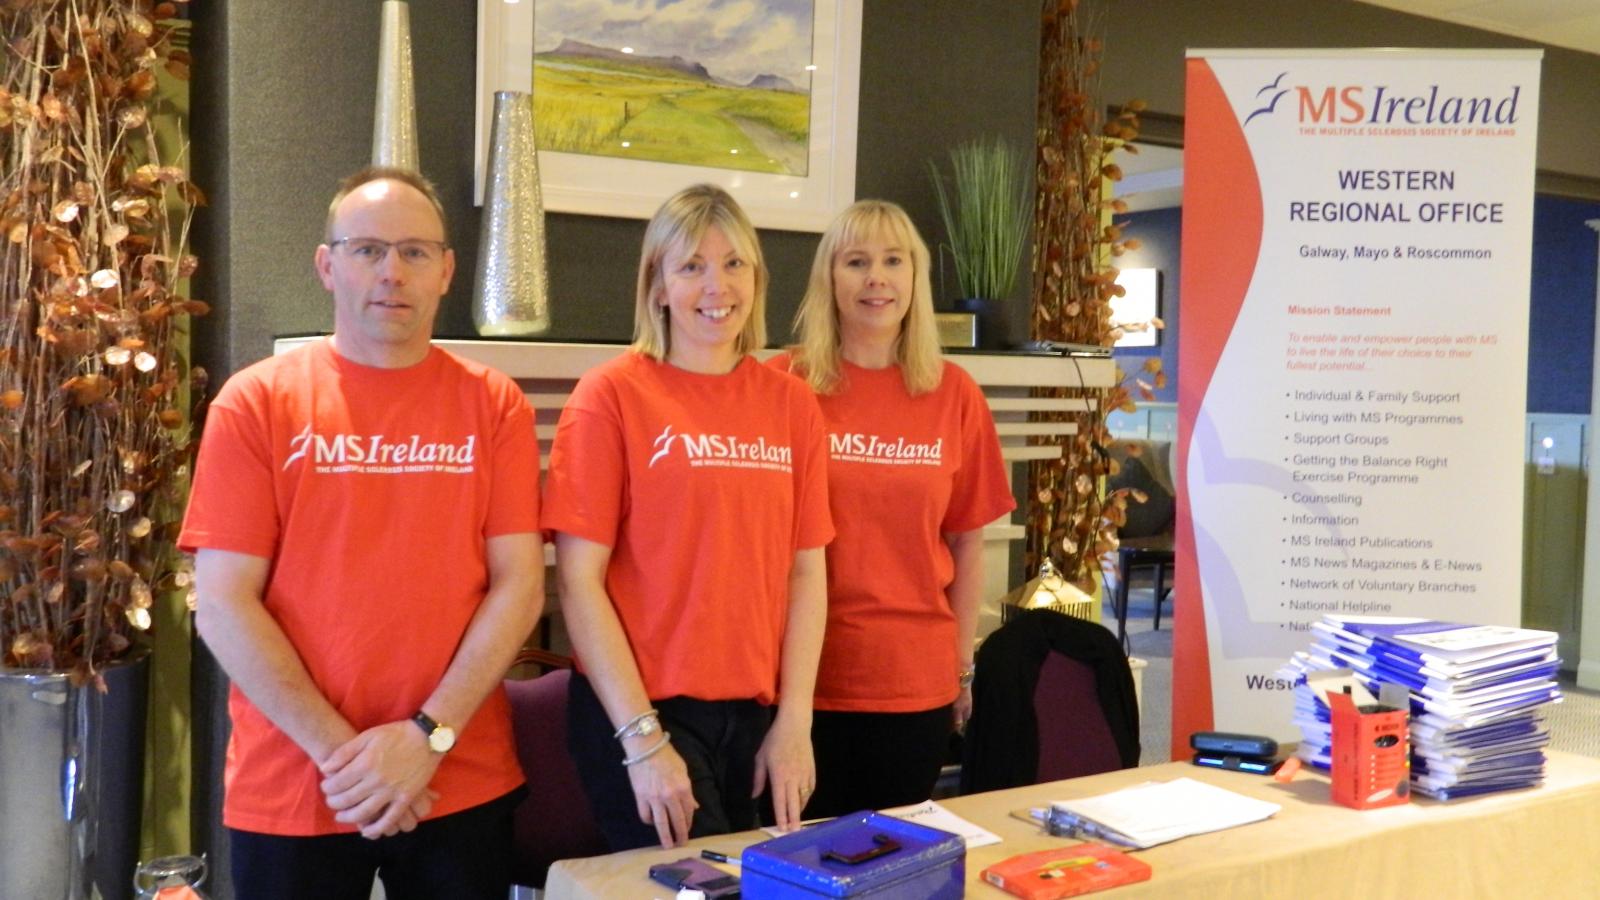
[1281,615,1562,799]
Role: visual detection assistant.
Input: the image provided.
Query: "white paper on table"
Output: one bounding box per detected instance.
[877,799,1003,848]
[1050,777,1281,849]
[756,799,1002,848]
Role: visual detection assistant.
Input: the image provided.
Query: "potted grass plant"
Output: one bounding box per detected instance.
[0,2,204,896]
[928,135,1032,347]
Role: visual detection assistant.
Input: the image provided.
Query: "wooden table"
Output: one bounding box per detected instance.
[546,750,1600,899]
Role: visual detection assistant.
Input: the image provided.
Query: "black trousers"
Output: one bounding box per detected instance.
[567,672,774,851]
[227,789,521,900]
[803,705,954,820]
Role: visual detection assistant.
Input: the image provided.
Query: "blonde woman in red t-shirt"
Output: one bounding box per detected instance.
[542,185,834,849]
[772,200,1015,817]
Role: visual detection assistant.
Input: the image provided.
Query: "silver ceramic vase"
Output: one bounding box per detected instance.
[372,1,419,170]
[473,90,552,336]
[0,651,150,900]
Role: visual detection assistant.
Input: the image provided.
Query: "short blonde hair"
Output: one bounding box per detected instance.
[632,184,768,361]
[792,200,943,395]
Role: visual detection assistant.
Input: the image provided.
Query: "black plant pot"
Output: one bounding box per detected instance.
[953,297,1008,350]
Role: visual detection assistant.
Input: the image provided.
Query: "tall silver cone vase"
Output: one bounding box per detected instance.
[372,1,419,170]
[0,651,150,900]
[474,90,552,336]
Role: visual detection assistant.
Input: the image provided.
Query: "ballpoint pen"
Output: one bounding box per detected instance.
[700,849,741,866]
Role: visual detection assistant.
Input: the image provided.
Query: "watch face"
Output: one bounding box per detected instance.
[428,725,456,753]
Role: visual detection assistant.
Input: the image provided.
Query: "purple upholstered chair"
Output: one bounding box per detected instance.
[962,609,1139,793]
[504,667,607,889]
[1032,652,1125,781]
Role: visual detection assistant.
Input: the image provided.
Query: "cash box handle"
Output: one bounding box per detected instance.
[823,833,901,866]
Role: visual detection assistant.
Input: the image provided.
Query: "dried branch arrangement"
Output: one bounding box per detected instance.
[1025,0,1162,589]
[1,0,203,677]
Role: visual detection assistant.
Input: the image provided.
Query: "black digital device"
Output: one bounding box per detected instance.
[1190,731,1278,758]
[1191,751,1280,775]
[648,857,742,898]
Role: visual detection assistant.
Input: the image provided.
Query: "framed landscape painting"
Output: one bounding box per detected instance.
[476,0,862,232]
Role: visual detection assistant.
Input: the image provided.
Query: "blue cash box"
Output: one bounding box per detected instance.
[740,810,965,898]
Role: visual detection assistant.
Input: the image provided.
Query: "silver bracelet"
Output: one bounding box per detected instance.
[613,708,661,741]
[621,731,672,767]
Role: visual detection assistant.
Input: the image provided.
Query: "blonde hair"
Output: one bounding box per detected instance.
[792,200,943,395]
[631,184,768,361]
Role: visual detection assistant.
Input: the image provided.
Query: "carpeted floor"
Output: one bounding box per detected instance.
[1108,580,1600,765]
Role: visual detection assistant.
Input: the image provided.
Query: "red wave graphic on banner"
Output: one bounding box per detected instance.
[1172,59,1264,760]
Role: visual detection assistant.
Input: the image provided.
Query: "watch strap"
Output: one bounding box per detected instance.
[411,710,441,737]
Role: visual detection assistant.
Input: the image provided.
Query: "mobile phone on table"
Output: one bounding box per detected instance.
[648,857,742,898]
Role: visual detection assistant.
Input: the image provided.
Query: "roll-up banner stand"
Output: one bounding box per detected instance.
[1174,49,1542,755]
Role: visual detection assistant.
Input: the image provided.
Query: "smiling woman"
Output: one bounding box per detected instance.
[770,200,1015,817]
[541,184,836,850]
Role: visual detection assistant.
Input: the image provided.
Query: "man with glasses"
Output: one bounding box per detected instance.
[180,167,544,899]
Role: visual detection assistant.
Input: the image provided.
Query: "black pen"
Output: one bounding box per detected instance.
[701,849,740,866]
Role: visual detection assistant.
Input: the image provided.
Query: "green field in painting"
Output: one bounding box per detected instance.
[533,57,810,176]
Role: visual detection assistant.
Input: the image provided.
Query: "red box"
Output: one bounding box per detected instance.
[1326,689,1410,809]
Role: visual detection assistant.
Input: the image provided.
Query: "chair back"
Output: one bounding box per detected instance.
[1032,651,1124,780]
[505,668,606,888]
[961,608,1139,793]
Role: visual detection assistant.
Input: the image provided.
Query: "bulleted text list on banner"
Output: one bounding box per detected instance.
[1172,49,1542,751]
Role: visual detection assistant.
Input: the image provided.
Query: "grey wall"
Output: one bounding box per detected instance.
[192,0,1040,384]
[1089,0,1600,190]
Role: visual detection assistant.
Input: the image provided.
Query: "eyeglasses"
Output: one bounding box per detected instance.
[329,237,449,267]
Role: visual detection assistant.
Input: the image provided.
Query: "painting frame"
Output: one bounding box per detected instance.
[475,0,862,232]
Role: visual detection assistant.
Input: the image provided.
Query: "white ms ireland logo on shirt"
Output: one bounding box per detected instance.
[830,433,943,467]
[284,424,477,475]
[648,424,793,473]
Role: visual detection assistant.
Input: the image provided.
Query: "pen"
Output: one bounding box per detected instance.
[700,849,740,866]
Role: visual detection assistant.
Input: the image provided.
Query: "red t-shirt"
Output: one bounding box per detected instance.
[769,357,1015,712]
[540,352,833,705]
[178,340,540,836]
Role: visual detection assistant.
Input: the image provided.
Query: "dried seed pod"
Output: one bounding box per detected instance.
[129,577,152,609]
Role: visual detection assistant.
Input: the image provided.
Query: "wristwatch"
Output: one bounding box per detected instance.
[958,663,977,690]
[411,711,457,754]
